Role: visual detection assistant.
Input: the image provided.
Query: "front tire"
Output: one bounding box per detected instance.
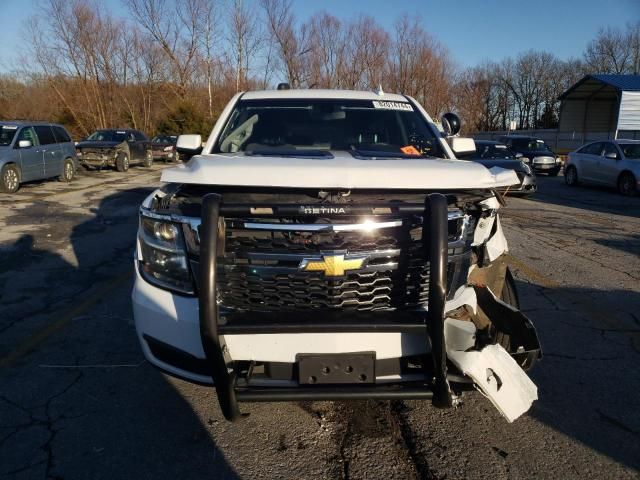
[58,158,75,182]
[618,172,637,196]
[1,164,21,193]
[498,269,538,370]
[116,152,129,172]
[143,150,153,167]
[565,166,578,186]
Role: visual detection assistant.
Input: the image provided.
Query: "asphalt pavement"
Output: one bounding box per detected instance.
[0,166,638,479]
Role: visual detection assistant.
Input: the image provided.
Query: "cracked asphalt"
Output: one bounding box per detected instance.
[0,165,639,479]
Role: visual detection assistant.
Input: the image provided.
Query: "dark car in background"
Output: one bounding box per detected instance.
[0,121,77,194]
[466,140,536,195]
[75,129,152,172]
[497,135,561,176]
[150,135,178,162]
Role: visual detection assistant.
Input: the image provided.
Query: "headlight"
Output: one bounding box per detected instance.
[555,157,562,163]
[138,215,194,294]
[76,150,83,157]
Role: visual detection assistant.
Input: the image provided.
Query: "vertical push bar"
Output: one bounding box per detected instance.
[200,194,243,421]
[424,194,453,408]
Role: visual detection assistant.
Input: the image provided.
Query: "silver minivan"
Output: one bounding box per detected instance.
[0,121,77,194]
[565,140,640,196]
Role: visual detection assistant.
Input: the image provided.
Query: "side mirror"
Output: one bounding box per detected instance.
[176,134,203,158]
[604,152,618,160]
[441,112,461,136]
[449,137,476,157]
[18,140,32,148]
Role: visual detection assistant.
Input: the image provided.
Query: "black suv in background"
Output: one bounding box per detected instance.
[497,135,561,176]
[75,129,152,172]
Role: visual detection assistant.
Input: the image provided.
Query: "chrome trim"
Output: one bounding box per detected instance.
[241,248,401,262]
[242,220,404,232]
[140,207,470,248]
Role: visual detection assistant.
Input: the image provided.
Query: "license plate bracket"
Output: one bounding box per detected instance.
[297,352,375,385]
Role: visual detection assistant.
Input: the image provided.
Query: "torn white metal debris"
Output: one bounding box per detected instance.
[452,345,538,421]
[445,318,538,422]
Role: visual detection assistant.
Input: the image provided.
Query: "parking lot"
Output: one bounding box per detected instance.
[0,166,639,479]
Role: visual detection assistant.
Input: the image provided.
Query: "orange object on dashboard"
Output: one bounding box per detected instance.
[400,145,421,155]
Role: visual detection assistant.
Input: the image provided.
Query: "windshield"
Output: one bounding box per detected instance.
[620,143,640,159]
[512,138,552,152]
[87,130,127,142]
[214,99,443,158]
[152,135,176,143]
[0,125,18,146]
[477,143,516,159]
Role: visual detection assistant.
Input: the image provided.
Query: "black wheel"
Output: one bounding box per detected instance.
[143,150,153,167]
[498,269,538,370]
[617,172,636,196]
[58,158,75,182]
[1,164,20,193]
[116,152,129,172]
[565,165,578,186]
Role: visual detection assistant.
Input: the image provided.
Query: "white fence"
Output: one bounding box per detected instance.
[472,129,639,153]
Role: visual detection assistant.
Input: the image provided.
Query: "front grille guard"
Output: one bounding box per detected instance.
[199,193,453,421]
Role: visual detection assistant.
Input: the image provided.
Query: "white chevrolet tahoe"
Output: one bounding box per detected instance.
[132,88,541,422]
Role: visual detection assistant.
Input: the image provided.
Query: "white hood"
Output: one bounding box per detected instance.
[161,152,519,190]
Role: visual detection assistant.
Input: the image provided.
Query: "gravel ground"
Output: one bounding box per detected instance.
[0,166,638,479]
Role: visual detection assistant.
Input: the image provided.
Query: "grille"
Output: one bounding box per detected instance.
[212,217,470,312]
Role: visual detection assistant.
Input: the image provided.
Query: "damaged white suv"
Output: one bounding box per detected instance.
[132,88,541,422]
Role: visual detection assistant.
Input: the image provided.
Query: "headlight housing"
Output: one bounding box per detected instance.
[138,214,194,294]
[520,162,532,174]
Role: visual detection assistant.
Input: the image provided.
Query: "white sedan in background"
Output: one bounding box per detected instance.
[565,140,640,196]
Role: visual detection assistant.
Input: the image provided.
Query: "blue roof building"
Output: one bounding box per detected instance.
[558,74,640,141]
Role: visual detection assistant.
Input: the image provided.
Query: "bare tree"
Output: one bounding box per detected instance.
[227,0,262,92]
[126,0,206,97]
[259,0,310,87]
[584,25,637,74]
[342,15,390,90]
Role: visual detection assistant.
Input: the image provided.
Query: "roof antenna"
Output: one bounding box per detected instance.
[376,84,384,96]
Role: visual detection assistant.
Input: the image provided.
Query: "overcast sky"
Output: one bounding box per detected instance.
[0,0,638,73]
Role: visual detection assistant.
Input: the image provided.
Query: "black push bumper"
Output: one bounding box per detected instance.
[198,193,453,421]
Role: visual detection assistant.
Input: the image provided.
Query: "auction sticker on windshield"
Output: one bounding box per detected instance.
[372,101,413,111]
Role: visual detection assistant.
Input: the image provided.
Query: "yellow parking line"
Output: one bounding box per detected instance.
[504,254,561,288]
[0,270,133,370]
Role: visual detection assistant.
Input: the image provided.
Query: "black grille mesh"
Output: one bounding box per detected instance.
[217,221,437,312]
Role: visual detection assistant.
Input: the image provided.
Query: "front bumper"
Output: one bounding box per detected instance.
[133,193,541,421]
[77,152,117,166]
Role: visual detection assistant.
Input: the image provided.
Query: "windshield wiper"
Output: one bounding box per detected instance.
[350,149,431,160]
[245,148,334,159]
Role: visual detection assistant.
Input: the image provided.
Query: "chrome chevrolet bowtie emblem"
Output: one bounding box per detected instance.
[300,253,367,277]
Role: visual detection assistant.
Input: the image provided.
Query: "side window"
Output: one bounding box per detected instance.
[133,131,147,141]
[582,142,603,155]
[602,142,619,159]
[52,126,72,143]
[34,125,57,145]
[16,127,38,147]
[127,132,136,143]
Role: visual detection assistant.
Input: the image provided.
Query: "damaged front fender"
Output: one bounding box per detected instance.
[440,200,542,422]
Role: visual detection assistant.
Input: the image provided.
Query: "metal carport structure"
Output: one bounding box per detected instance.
[558,74,640,144]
